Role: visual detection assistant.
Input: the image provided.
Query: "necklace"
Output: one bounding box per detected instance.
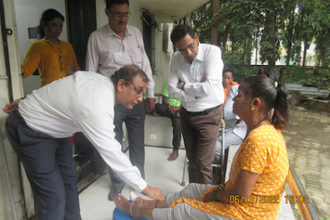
[243,116,269,141]
[45,39,63,71]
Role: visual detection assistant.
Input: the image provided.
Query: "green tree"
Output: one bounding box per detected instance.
[312,0,330,67]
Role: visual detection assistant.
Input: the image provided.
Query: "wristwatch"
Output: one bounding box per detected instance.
[177,81,185,89]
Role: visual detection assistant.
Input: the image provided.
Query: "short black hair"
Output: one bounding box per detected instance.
[106,0,129,10]
[110,65,148,86]
[223,69,235,78]
[170,25,195,45]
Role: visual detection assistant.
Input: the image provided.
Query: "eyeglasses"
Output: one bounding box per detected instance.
[178,41,197,54]
[128,81,144,97]
[110,11,131,19]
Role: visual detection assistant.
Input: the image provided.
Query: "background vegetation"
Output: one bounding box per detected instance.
[190,0,330,87]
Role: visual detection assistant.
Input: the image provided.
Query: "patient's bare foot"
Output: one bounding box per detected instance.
[115,194,142,218]
[135,197,158,209]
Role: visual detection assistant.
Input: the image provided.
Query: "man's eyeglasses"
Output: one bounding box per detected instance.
[128,81,144,97]
[178,41,197,54]
[110,11,131,19]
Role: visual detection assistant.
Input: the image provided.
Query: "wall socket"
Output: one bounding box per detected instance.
[150,134,157,140]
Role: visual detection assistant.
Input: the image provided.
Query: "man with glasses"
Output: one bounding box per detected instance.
[86,0,155,201]
[168,25,224,184]
[3,65,163,220]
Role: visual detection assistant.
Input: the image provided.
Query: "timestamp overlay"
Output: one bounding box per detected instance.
[229,195,280,204]
[285,195,310,204]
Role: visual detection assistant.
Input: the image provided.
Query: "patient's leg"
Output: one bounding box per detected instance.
[133,183,212,209]
[166,183,213,205]
[130,191,167,209]
[115,194,154,219]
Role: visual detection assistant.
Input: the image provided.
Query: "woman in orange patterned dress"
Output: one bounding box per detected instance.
[115,75,289,220]
[21,9,80,87]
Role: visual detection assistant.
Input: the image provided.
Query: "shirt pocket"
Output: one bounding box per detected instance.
[126,47,143,67]
[99,51,112,65]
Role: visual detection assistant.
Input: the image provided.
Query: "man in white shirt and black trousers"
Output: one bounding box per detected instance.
[168,25,224,185]
[3,65,163,220]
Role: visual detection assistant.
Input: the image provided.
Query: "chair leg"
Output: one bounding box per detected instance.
[180,153,187,186]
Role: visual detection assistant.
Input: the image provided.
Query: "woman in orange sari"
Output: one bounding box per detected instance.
[222,69,239,106]
[115,75,289,220]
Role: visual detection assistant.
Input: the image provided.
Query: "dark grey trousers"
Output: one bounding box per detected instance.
[5,110,81,220]
[180,106,222,184]
[154,103,181,150]
[109,101,146,192]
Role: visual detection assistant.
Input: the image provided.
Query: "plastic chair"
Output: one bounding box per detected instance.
[181,119,228,186]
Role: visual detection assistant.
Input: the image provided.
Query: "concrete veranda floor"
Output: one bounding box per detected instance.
[79,146,295,220]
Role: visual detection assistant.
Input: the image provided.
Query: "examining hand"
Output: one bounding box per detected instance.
[2,98,21,114]
[142,185,165,201]
[145,98,155,113]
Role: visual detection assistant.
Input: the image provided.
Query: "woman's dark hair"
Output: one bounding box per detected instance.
[110,64,149,86]
[242,76,288,130]
[170,25,195,45]
[106,0,129,10]
[223,69,235,78]
[38,9,64,39]
[257,67,280,82]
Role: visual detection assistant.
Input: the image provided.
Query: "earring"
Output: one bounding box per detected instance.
[251,106,255,111]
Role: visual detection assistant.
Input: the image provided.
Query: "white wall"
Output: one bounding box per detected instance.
[0,0,27,219]
[14,0,67,95]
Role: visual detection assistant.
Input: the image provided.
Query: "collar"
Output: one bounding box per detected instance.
[106,24,131,39]
[180,43,204,64]
[195,43,204,62]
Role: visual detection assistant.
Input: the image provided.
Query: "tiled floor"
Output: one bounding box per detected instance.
[79,146,295,220]
[79,147,189,220]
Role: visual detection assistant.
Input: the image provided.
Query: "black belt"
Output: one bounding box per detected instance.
[184,105,221,116]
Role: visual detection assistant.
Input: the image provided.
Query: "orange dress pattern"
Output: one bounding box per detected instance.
[22,39,80,87]
[170,125,289,220]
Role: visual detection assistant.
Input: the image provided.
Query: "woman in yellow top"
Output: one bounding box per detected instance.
[115,75,289,220]
[21,9,80,87]
[222,69,239,106]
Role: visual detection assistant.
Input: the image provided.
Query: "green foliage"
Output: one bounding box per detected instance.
[190,0,330,67]
[224,64,330,89]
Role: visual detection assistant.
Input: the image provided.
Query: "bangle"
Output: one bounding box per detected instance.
[217,184,225,191]
[211,190,220,202]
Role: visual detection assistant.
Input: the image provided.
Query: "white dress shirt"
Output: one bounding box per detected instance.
[86,24,154,98]
[18,71,147,192]
[168,43,224,112]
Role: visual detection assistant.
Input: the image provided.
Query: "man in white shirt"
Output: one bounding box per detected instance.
[168,25,224,184]
[85,0,155,200]
[3,65,163,220]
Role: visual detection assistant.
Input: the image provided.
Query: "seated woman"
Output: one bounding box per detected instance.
[214,67,281,163]
[115,75,289,220]
[222,69,239,106]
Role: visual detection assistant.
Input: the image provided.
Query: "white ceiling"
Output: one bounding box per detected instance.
[137,0,210,23]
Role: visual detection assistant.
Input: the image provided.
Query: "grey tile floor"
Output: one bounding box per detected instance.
[79,146,295,220]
